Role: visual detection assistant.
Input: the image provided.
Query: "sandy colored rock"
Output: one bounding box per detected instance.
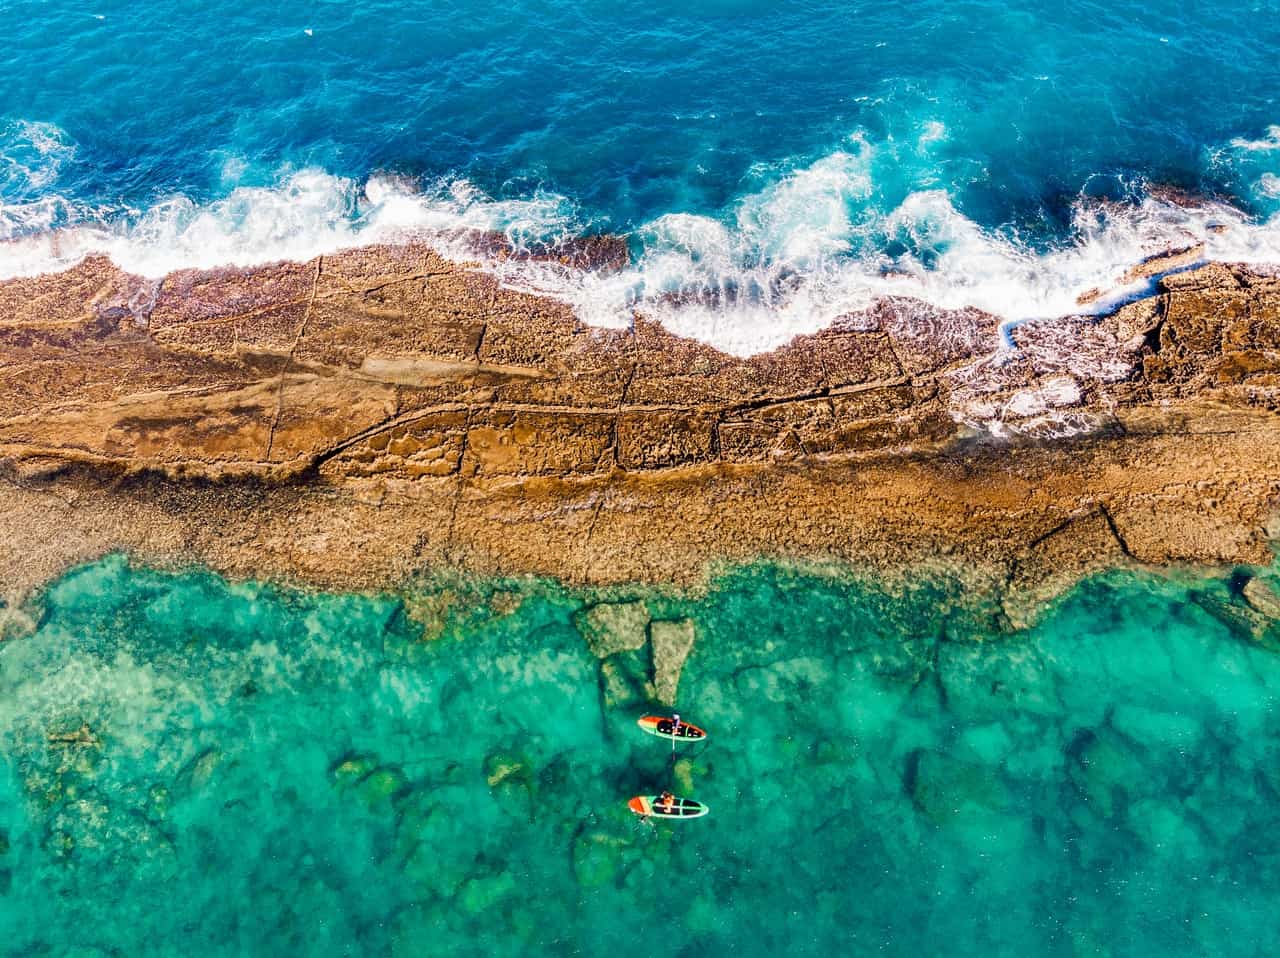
[650,619,697,707]
[574,602,651,658]
[1242,577,1280,620]
[1121,244,1205,283]
[0,244,1277,625]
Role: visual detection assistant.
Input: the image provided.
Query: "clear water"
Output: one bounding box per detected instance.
[5,1,1280,349]
[3,555,1279,955]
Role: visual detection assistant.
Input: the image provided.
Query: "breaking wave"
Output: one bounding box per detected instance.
[5,123,1280,356]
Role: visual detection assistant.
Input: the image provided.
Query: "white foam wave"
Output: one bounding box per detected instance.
[0,168,581,281]
[1228,125,1280,152]
[564,162,1280,354]
[475,134,1280,354]
[4,128,1280,357]
[0,120,76,194]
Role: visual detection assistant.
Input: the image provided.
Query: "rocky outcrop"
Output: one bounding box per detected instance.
[0,244,1278,624]
[1243,577,1280,619]
[574,602,651,658]
[650,619,697,707]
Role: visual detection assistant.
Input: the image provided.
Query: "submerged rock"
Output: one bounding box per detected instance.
[1242,576,1280,620]
[571,830,629,888]
[574,601,650,658]
[905,749,1007,823]
[329,752,380,790]
[46,722,100,748]
[1066,726,1141,820]
[1190,589,1278,651]
[0,599,37,643]
[599,656,647,709]
[356,766,409,807]
[172,747,221,800]
[457,870,517,915]
[484,749,536,821]
[672,757,703,795]
[650,618,697,707]
[483,751,531,788]
[487,590,523,617]
[145,784,171,822]
[403,590,462,642]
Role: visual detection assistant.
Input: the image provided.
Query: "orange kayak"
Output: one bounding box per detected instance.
[628,795,710,819]
[637,715,706,742]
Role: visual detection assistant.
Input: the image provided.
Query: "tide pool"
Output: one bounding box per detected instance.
[1,556,1279,955]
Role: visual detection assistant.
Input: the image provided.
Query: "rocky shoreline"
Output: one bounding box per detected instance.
[1,243,1278,628]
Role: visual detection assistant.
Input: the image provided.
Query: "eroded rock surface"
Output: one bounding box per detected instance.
[0,244,1278,621]
[574,601,651,659]
[650,619,698,707]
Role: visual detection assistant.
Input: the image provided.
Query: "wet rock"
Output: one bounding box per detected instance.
[488,590,523,617]
[467,230,630,273]
[1120,244,1204,283]
[574,601,651,658]
[1242,576,1280,619]
[1189,590,1276,650]
[541,234,631,273]
[871,297,1000,375]
[1075,286,1106,307]
[403,590,462,642]
[650,618,697,706]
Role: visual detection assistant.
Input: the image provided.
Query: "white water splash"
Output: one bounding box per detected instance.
[4,123,1280,358]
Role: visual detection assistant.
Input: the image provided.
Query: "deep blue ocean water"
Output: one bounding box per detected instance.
[5,0,1280,348]
[2,558,1279,955]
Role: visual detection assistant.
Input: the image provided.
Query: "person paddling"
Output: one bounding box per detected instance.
[658,790,676,814]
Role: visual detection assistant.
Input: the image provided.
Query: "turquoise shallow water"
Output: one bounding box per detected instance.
[2,556,1279,955]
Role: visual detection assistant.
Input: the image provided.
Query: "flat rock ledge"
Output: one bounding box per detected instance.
[1,245,1278,629]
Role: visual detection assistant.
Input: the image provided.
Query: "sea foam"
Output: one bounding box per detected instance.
[4,124,1280,357]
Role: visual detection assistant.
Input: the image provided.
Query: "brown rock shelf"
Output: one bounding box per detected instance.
[0,243,1278,622]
